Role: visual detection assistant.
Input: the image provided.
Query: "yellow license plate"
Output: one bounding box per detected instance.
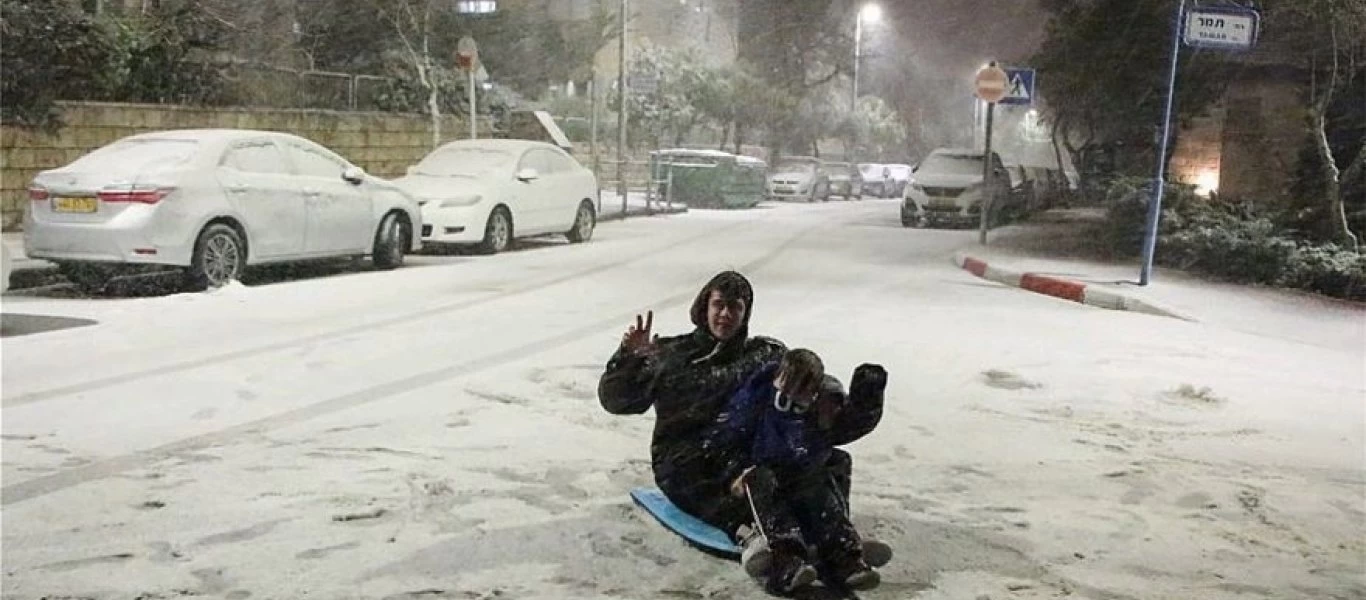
[53,197,98,213]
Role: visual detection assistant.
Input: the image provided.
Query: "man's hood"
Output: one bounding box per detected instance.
[689,270,754,343]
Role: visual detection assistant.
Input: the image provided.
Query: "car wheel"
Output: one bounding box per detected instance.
[566,202,596,243]
[59,262,112,295]
[186,223,246,291]
[478,207,512,255]
[372,211,407,270]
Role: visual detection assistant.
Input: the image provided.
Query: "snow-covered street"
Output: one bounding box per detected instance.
[2,199,1363,600]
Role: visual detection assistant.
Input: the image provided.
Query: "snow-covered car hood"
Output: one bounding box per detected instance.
[911,171,983,188]
[390,174,490,204]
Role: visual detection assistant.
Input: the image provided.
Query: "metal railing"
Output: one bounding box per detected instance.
[220,61,395,111]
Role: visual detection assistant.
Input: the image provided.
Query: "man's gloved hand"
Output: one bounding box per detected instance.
[850,363,888,402]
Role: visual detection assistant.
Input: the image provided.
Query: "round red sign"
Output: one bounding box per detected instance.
[975,65,1009,104]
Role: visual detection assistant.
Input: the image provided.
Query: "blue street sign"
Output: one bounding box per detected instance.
[1183,5,1259,51]
[999,68,1036,106]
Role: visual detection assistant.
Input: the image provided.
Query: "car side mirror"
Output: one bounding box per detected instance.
[516,168,539,182]
[343,166,365,185]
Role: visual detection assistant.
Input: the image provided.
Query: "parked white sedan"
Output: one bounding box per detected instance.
[392,139,598,254]
[24,129,421,292]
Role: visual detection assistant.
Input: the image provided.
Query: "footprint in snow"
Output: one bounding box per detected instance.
[981,369,1043,391]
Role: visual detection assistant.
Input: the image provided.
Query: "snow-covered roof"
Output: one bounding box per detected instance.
[434,138,564,153]
[125,129,275,143]
[653,148,734,158]
[932,147,985,157]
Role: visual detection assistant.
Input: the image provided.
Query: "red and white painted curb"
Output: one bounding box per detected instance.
[953,253,1192,320]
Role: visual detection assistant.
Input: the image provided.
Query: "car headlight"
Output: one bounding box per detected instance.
[437,195,482,208]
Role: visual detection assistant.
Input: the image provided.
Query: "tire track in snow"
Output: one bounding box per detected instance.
[2,220,754,410]
[1,218,823,506]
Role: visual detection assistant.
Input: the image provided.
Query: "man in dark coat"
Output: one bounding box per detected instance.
[597,272,890,560]
[599,271,784,534]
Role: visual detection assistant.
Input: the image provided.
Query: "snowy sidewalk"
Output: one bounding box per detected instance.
[964,209,1366,353]
[596,190,687,222]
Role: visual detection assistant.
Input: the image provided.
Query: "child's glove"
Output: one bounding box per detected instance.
[850,363,888,402]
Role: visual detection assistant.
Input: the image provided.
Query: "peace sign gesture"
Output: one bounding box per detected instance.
[622,311,659,357]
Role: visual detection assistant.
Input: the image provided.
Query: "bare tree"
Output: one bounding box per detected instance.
[376,0,442,149]
[1308,25,1360,251]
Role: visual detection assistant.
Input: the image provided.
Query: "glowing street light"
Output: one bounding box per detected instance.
[853,3,881,111]
[860,3,882,23]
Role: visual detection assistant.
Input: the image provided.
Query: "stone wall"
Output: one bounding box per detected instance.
[1169,73,1308,202]
[1,102,485,231]
[1170,107,1226,195]
[1218,77,1306,203]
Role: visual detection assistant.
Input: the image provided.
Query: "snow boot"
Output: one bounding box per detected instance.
[862,538,893,568]
[736,524,771,578]
[827,552,880,591]
[764,542,818,595]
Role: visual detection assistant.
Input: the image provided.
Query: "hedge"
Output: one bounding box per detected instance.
[1102,177,1365,301]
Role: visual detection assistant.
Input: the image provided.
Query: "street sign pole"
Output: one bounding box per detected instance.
[469,69,477,139]
[457,37,479,141]
[973,61,1008,245]
[979,102,995,245]
[1140,0,1186,286]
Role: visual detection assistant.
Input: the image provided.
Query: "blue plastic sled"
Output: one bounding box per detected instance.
[630,487,741,559]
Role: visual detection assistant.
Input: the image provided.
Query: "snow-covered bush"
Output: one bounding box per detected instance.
[1101,177,1366,300]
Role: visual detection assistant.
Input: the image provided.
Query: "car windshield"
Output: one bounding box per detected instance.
[413,147,515,177]
[775,161,816,174]
[918,154,984,176]
[65,139,199,173]
[858,164,881,176]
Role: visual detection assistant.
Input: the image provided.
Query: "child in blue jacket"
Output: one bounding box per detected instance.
[703,348,886,595]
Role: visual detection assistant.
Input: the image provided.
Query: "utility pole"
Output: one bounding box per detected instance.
[852,13,862,113]
[617,0,629,217]
[590,71,602,214]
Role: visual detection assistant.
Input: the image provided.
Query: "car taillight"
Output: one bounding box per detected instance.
[97,185,173,204]
[28,186,50,201]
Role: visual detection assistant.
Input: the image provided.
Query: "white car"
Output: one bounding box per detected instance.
[885,163,913,197]
[393,139,599,254]
[901,148,1012,228]
[858,163,891,198]
[24,129,421,292]
[767,157,830,202]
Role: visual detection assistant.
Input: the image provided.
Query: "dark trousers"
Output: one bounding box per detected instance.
[742,462,863,561]
[659,448,856,543]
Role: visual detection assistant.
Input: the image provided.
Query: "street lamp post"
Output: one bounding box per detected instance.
[617,0,629,217]
[851,3,881,112]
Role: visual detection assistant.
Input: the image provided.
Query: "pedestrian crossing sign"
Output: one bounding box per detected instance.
[1000,68,1036,106]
